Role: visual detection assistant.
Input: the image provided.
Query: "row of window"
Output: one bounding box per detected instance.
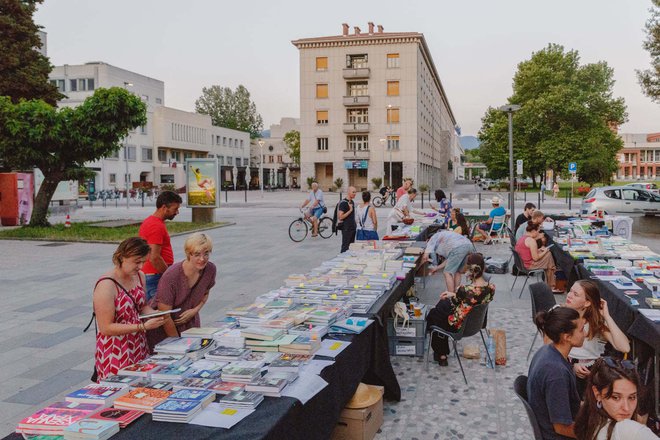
[315,108,400,125]
[49,78,95,93]
[172,123,207,145]
[315,53,400,70]
[213,135,245,148]
[315,81,399,98]
[622,150,660,163]
[316,135,400,151]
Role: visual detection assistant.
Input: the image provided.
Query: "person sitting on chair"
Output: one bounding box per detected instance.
[516,210,548,241]
[448,208,470,238]
[528,306,585,440]
[431,189,452,227]
[515,221,559,293]
[474,196,506,244]
[425,253,494,366]
[515,202,536,233]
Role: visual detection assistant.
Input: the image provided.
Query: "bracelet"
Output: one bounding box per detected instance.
[140,323,146,333]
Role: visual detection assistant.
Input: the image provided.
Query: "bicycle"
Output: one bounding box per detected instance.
[373,190,396,208]
[288,208,334,242]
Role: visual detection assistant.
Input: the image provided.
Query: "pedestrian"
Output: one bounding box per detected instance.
[139,190,182,301]
[553,182,560,198]
[337,186,357,253]
[355,191,379,241]
[396,178,413,201]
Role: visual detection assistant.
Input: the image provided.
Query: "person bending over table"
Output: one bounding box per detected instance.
[426,253,494,366]
[473,196,506,244]
[396,178,413,201]
[515,221,559,292]
[564,280,630,397]
[448,208,470,238]
[574,357,656,440]
[148,233,216,350]
[431,189,452,227]
[386,188,424,233]
[528,306,585,440]
[93,237,165,381]
[423,230,474,292]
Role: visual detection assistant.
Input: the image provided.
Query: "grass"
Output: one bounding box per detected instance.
[0,221,229,243]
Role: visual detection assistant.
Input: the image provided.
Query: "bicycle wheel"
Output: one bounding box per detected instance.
[372,196,383,207]
[318,217,334,239]
[390,195,396,206]
[288,218,308,242]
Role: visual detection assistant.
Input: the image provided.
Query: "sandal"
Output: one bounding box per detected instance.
[438,356,448,367]
[311,233,318,237]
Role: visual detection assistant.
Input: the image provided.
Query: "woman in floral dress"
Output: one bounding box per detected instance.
[426,253,495,366]
[93,237,165,381]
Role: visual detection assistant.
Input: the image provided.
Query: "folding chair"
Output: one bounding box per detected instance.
[486,215,507,243]
[506,226,517,266]
[513,375,544,440]
[511,248,545,298]
[426,302,492,385]
[526,282,556,360]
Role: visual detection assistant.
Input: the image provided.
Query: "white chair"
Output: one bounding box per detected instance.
[486,215,507,243]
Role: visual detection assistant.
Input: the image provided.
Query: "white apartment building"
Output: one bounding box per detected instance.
[48,62,249,191]
[253,118,301,188]
[292,22,461,192]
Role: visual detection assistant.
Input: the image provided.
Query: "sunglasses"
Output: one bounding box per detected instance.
[603,356,636,371]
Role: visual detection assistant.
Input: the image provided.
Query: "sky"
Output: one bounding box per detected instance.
[34,0,660,137]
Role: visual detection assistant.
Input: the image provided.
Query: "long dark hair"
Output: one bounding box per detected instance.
[534,306,580,343]
[435,189,446,202]
[453,209,470,237]
[465,253,485,281]
[574,358,641,440]
[573,280,609,339]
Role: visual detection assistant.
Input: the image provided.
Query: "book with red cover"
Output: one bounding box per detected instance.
[112,387,172,413]
[65,384,128,405]
[88,407,145,428]
[207,380,246,395]
[118,362,163,377]
[17,402,102,435]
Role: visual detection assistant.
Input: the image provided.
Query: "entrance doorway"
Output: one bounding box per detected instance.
[383,162,403,188]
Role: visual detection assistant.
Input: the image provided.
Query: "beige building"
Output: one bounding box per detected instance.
[253,118,301,188]
[292,23,460,193]
[616,132,660,180]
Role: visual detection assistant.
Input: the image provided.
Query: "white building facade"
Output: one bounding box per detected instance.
[292,23,461,192]
[253,118,301,188]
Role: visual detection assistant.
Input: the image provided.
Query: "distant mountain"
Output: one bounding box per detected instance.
[460,136,480,150]
[261,129,271,138]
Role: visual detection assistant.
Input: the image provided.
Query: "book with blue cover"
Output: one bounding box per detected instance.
[64,385,128,405]
[152,399,204,423]
[167,389,215,404]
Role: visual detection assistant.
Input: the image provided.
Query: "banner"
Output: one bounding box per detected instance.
[186,159,219,208]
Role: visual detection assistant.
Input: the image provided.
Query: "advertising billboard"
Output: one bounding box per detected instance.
[186,159,219,208]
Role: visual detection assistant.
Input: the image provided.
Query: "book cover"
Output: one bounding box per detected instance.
[153,399,201,414]
[113,388,172,410]
[65,385,127,404]
[88,408,144,428]
[208,381,246,395]
[168,389,215,402]
[63,419,119,436]
[18,407,95,432]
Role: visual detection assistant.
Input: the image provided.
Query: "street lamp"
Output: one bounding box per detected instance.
[258,139,265,198]
[387,104,393,187]
[498,104,521,230]
[123,81,133,209]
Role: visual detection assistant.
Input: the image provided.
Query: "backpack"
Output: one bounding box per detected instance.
[332,199,346,234]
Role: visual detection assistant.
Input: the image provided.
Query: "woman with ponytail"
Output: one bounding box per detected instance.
[574,357,656,440]
[426,253,494,366]
[528,306,586,439]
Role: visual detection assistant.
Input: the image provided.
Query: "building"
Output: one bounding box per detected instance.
[616,133,660,180]
[48,62,250,191]
[291,22,461,193]
[253,118,301,188]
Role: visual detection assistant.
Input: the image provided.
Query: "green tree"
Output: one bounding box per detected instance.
[0,88,147,226]
[463,148,481,162]
[195,85,263,138]
[478,44,627,188]
[282,129,300,166]
[0,0,63,105]
[637,0,660,102]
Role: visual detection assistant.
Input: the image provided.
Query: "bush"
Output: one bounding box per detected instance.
[419,183,430,193]
[160,184,176,191]
[306,177,315,190]
[576,186,591,196]
[371,177,383,190]
[498,182,509,190]
[334,177,344,191]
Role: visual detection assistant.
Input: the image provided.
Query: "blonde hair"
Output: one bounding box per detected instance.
[184,233,213,258]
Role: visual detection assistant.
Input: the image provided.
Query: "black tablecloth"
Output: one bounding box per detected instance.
[576,265,660,353]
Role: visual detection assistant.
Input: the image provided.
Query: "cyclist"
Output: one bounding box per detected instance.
[300,182,325,237]
[379,185,393,204]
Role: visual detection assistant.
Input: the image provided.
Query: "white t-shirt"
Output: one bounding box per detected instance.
[596,419,658,440]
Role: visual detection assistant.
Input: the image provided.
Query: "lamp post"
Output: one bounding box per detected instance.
[123,81,133,209]
[258,139,265,198]
[387,104,393,188]
[498,104,521,230]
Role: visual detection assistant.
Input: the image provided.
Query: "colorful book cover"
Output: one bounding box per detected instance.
[113,388,172,408]
[88,408,144,428]
[208,381,245,395]
[153,399,201,413]
[18,407,95,430]
[63,419,119,436]
[168,389,214,402]
[65,385,126,403]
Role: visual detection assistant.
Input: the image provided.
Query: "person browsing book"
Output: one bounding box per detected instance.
[148,233,217,350]
[355,191,379,240]
[93,237,165,381]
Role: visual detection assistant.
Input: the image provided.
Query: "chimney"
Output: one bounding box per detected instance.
[377,25,384,33]
[342,23,349,36]
[368,22,375,34]
[354,26,361,35]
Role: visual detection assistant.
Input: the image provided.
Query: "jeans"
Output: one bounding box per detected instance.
[145,273,162,302]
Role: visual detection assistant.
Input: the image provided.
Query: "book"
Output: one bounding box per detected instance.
[244,334,298,351]
[152,399,203,423]
[65,385,128,406]
[245,377,288,397]
[267,357,304,373]
[138,308,181,320]
[220,365,261,383]
[181,327,223,339]
[208,381,246,395]
[129,379,174,391]
[219,390,264,409]
[150,364,194,382]
[288,323,328,339]
[328,317,374,335]
[240,327,284,341]
[98,374,140,388]
[172,377,217,392]
[118,362,163,377]
[167,389,215,406]
[87,408,144,428]
[204,347,251,362]
[63,419,119,440]
[17,403,103,436]
[143,354,190,367]
[112,387,172,413]
[278,336,320,355]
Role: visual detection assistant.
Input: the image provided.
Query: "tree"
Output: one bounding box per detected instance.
[463,148,481,162]
[637,0,660,102]
[479,44,627,188]
[282,129,300,166]
[0,88,147,226]
[195,85,263,138]
[0,0,63,105]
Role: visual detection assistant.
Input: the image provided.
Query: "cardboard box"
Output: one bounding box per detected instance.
[332,385,384,440]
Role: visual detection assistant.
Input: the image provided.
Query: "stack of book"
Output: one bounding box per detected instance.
[240,327,284,341]
[150,364,194,382]
[112,387,172,413]
[155,337,215,361]
[219,389,264,409]
[65,385,128,406]
[172,377,217,392]
[220,365,261,383]
[267,354,305,373]
[143,354,190,368]
[278,336,320,355]
[63,419,119,440]
[288,323,328,339]
[212,328,245,349]
[328,317,374,335]
[204,347,251,362]
[208,381,246,395]
[17,402,102,436]
[118,361,163,378]
[128,379,174,391]
[188,359,226,379]
[180,327,222,339]
[238,308,284,327]
[87,407,144,428]
[245,334,297,353]
[151,390,215,423]
[245,376,288,397]
[99,374,141,388]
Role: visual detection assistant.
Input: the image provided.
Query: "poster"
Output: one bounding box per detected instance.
[186,159,219,208]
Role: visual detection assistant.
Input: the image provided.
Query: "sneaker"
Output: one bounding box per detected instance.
[438,356,449,367]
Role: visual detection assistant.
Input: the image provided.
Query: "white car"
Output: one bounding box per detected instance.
[624,182,659,194]
[581,186,660,215]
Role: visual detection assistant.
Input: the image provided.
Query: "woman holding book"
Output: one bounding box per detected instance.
[148,233,216,350]
[94,237,165,381]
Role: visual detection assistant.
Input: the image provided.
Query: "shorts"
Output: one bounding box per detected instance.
[312,207,324,219]
[145,273,162,302]
[444,243,473,274]
[478,222,491,231]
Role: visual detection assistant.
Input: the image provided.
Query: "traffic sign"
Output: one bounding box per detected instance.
[568,162,577,173]
[516,159,523,175]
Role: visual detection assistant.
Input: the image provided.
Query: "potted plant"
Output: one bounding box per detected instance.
[306,177,315,190]
[334,177,344,192]
[371,177,383,191]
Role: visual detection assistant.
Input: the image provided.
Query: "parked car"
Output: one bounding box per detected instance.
[581,186,660,215]
[624,182,659,194]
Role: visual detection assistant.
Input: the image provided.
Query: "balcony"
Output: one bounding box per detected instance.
[343,95,370,106]
[343,149,370,160]
[342,122,370,133]
[342,67,370,79]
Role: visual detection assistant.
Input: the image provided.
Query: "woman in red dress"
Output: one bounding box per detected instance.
[93,237,165,381]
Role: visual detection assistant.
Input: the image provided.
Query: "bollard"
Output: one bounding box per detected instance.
[141,192,145,207]
[478,193,482,209]
[569,191,572,211]
[421,192,424,209]
[524,191,527,202]
[244,187,247,203]
[538,192,541,210]
[225,187,228,203]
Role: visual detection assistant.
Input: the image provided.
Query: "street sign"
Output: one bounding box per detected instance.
[516,159,523,175]
[568,162,577,173]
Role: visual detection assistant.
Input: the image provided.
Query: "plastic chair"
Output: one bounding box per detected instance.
[526,283,556,360]
[511,248,545,298]
[487,215,507,243]
[426,302,492,384]
[513,375,544,440]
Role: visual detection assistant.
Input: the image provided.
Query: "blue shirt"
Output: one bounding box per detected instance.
[527,344,580,440]
[489,206,506,230]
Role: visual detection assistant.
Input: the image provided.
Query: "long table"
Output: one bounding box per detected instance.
[5,264,414,440]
